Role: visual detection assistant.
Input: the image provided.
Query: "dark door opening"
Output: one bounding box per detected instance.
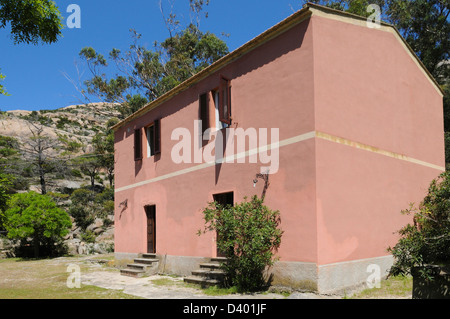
[213,192,234,257]
[145,205,156,254]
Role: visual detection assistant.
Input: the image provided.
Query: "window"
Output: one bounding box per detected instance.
[146,124,155,157]
[154,118,161,154]
[199,92,209,135]
[145,119,161,157]
[218,76,231,125]
[134,128,142,161]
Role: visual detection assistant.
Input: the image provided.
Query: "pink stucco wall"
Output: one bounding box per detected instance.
[311,15,444,265]
[114,11,444,270]
[114,18,319,262]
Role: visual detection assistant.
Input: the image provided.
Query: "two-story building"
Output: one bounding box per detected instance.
[112,3,445,293]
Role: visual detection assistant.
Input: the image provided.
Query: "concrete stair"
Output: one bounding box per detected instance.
[120,253,159,278]
[184,257,227,287]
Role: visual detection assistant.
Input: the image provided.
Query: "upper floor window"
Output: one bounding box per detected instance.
[134,118,161,161]
[134,128,142,161]
[146,124,155,157]
[199,92,209,135]
[218,76,231,126]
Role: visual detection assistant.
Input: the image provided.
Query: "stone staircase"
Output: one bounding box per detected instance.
[120,253,159,278]
[184,257,227,287]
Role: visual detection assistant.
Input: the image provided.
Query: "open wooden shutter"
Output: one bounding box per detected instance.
[219,76,231,125]
[134,128,142,160]
[153,119,161,154]
[200,93,209,135]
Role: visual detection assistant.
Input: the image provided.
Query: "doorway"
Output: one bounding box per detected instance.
[213,192,234,257]
[145,205,156,253]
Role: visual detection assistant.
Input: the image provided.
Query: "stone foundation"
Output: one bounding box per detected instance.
[115,252,394,293]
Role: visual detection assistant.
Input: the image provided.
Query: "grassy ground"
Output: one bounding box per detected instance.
[0,255,412,299]
[0,256,140,299]
[347,275,412,299]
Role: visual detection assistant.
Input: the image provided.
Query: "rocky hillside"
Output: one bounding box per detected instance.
[0,102,121,257]
[1,102,120,154]
[0,102,120,192]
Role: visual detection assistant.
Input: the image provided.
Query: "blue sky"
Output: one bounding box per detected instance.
[0,0,304,111]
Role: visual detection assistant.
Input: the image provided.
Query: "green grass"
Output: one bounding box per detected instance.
[0,256,141,299]
[348,275,412,299]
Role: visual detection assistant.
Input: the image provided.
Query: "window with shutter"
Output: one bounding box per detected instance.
[146,119,161,157]
[154,118,161,155]
[134,128,142,160]
[146,125,154,157]
[199,93,209,135]
[219,76,231,125]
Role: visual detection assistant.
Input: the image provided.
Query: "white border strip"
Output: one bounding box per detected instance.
[115,130,444,193]
[317,131,445,171]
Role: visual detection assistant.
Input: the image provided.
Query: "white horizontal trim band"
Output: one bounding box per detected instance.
[115,130,444,193]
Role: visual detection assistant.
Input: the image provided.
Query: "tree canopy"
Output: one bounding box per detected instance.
[79,25,229,118]
[76,1,228,118]
[1,191,72,258]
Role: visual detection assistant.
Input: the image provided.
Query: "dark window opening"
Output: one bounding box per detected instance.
[134,128,142,161]
[213,191,234,257]
[218,76,231,125]
[199,93,209,135]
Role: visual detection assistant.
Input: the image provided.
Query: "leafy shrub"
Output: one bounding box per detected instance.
[1,191,72,257]
[388,172,450,278]
[68,186,114,229]
[80,230,96,243]
[199,195,283,292]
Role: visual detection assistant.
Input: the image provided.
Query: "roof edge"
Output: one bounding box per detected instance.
[306,3,444,97]
[112,2,444,131]
[112,5,313,131]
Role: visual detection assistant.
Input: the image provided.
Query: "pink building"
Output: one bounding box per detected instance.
[112,3,445,293]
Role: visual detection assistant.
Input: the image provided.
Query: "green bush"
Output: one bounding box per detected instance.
[388,172,450,278]
[199,195,283,292]
[68,187,114,229]
[1,191,72,258]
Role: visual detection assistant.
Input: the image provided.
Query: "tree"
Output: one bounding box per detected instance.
[92,117,119,186]
[0,173,12,231]
[78,25,228,118]
[1,191,72,258]
[0,135,28,191]
[388,171,450,278]
[384,0,449,83]
[73,156,102,189]
[68,186,114,234]
[0,0,63,95]
[199,196,283,292]
[75,1,228,118]
[22,121,68,194]
[0,70,7,96]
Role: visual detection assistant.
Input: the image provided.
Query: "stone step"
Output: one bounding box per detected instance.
[120,268,146,278]
[120,253,161,278]
[199,262,222,269]
[184,275,221,287]
[191,269,226,280]
[127,263,151,270]
[211,257,227,263]
[141,253,157,259]
[134,258,159,264]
